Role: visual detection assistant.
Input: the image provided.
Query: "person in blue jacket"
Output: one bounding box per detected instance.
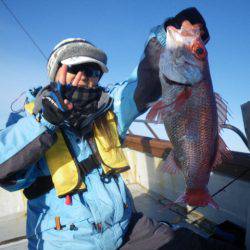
[0,36,174,250]
[1,7,234,250]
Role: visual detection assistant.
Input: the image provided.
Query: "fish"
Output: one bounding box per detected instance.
[146,20,231,208]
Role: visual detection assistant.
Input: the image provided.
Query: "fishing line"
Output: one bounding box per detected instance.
[189,168,250,224]
[1,0,49,113]
[158,168,250,233]
[0,0,48,61]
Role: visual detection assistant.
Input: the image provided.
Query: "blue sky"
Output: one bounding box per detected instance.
[0,0,249,152]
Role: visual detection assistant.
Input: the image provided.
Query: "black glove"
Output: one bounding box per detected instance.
[41,83,71,126]
[39,82,103,130]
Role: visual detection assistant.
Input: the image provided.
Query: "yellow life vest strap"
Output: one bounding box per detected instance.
[25,101,85,197]
[93,110,130,175]
[45,130,86,197]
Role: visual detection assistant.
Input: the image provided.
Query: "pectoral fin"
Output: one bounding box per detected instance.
[146,100,166,123]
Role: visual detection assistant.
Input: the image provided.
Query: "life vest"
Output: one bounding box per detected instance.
[25,102,129,197]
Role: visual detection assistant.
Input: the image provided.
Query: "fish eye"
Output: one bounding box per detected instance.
[192,40,207,60]
[196,47,204,55]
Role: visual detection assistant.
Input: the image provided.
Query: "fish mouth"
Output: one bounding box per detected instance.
[162,73,192,87]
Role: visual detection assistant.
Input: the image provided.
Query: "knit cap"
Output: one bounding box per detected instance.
[47,38,108,81]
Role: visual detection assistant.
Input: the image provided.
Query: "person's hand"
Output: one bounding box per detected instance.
[40,65,74,126]
[41,64,101,127]
[56,64,84,107]
[41,88,71,126]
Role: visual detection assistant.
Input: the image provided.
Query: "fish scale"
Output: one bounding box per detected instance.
[165,80,218,187]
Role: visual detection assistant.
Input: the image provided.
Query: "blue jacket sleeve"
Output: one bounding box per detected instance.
[109,69,139,139]
[110,25,166,139]
[0,113,56,191]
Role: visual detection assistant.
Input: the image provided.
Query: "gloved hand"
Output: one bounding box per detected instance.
[41,84,71,126]
[38,64,103,129]
[37,65,74,126]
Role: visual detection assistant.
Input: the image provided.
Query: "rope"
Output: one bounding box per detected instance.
[10,91,26,113]
[0,0,48,61]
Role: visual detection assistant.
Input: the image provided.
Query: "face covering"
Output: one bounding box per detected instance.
[64,85,103,132]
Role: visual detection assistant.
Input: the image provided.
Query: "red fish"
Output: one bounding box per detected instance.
[147,21,231,208]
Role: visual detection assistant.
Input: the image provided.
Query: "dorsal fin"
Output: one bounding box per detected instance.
[215,92,228,129]
[213,93,232,168]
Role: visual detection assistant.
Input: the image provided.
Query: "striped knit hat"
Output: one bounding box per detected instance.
[47,38,108,81]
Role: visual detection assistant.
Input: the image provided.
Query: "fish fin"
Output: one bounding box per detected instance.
[215,92,229,130]
[146,100,166,123]
[160,151,180,175]
[212,136,232,169]
[213,93,232,168]
[146,87,192,122]
[174,189,219,209]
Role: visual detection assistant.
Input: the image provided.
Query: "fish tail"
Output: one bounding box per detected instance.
[174,188,219,209]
